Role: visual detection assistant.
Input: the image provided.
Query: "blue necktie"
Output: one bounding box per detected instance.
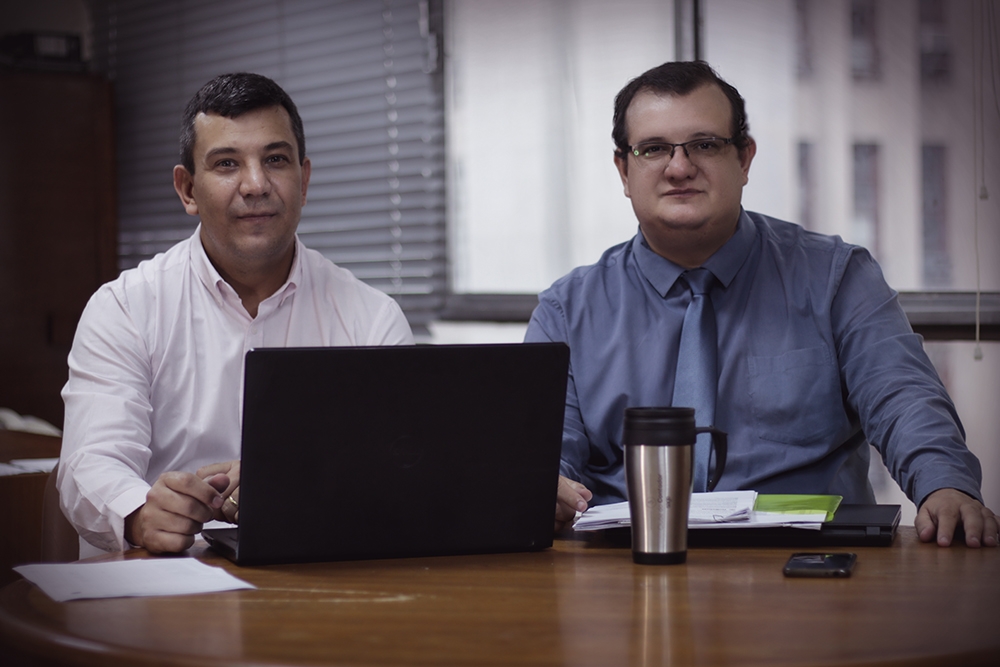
[671,268,718,492]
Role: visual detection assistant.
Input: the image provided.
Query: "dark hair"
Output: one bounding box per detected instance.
[180,72,306,174]
[612,60,750,162]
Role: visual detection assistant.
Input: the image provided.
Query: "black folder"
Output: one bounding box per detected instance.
[686,503,902,548]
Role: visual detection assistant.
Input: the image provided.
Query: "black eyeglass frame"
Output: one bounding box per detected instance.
[628,136,735,160]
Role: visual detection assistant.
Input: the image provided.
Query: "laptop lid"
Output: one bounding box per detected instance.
[205,342,569,565]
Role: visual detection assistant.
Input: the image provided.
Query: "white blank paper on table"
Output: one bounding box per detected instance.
[14,558,256,602]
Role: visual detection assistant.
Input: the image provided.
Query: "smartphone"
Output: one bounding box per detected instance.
[782,552,857,578]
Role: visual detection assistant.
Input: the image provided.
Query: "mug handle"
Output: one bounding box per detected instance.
[695,426,728,492]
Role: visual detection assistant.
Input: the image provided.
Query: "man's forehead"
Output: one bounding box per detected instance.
[191,106,296,153]
[625,84,732,136]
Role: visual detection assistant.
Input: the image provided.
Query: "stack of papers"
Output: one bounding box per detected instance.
[573,491,841,532]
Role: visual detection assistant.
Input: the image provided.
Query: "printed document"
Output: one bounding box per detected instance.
[573,491,829,531]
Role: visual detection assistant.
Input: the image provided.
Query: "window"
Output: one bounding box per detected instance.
[444,0,673,295]
[88,0,447,336]
[795,0,813,80]
[851,0,880,80]
[445,0,1000,521]
[919,0,951,81]
[922,144,951,288]
[852,143,880,259]
[797,141,815,230]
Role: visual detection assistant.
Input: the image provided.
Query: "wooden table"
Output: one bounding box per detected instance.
[1,527,997,667]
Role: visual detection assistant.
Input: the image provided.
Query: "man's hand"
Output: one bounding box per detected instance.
[198,460,241,524]
[915,488,999,548]
[125,471,229,554]
[555,475,593,531]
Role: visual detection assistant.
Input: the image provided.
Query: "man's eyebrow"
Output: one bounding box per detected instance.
[204,146,238,161]
[635,131,722,144]
[265,141,294,152]
[203,141,295,163]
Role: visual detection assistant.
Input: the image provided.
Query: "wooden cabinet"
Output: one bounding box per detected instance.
[0,69,117,428]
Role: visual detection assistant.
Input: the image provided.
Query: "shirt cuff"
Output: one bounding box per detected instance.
[107,485,151,550]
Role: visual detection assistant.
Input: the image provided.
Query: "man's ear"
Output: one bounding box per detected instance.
[173,165,199,216]
[614,153,631,199]
[739,137,757,186]
[300,156,311,206]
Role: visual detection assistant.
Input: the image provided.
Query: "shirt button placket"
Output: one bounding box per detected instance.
[246,323,262,352]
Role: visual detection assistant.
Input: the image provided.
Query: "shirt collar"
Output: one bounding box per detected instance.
[632,208,757,297]
[190,224,302,309]
[279,237,303,306]
[702,208,755,288]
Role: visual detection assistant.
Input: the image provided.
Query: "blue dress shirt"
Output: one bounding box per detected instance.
[525,210,983,507]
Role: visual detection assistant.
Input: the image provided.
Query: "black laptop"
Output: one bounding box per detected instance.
[203,342,569,565]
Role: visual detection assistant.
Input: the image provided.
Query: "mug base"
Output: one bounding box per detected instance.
[632,550,687,565]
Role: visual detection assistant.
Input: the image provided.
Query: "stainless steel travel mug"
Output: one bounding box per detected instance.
[624,407,727,565]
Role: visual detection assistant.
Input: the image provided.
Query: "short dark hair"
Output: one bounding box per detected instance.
[612,60,751,162]
[180,72,306,174]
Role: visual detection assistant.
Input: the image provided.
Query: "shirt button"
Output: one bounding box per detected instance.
[250,326,258,335]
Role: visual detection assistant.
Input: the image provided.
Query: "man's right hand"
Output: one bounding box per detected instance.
[124,471,229,554]
[555,475,593,531]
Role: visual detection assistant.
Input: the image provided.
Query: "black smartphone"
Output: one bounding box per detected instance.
[782,552,857,578]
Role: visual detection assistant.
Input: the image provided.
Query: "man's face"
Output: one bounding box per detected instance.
[614,84,754,265]
[173,106,311,278]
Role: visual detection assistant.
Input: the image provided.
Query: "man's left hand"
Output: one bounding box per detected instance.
[198,460,241,524]
[915,488,999,547]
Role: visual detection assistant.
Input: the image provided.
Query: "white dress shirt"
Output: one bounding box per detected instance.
[59,227,414,556]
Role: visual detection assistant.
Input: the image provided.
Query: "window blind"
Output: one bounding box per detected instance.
[88,0,446,335]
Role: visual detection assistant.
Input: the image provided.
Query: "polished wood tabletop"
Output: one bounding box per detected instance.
[1,527,997,667]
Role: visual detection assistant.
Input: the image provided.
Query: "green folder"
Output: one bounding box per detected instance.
[753,494,843,522]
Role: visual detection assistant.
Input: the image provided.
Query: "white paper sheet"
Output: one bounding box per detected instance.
[14,558,256,602]
[573,491,825,531]
[0,462,27,476]
[8,457,59,473]
[687,490,757,523]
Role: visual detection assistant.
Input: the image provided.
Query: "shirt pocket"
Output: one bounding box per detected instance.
[746,346,843,444]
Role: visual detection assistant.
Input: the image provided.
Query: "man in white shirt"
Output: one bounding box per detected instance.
[59,73,413,557]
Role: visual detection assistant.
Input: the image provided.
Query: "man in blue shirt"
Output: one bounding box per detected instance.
[525,61,998,548]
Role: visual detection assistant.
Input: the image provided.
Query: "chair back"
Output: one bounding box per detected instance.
[41,462,79,562]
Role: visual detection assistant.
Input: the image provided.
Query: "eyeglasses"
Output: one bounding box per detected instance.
[628,137,735,165]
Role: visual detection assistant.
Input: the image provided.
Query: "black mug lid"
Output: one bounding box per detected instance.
[622,407,696,446]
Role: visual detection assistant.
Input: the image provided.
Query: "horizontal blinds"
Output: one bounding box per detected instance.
[88,0,446,332]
